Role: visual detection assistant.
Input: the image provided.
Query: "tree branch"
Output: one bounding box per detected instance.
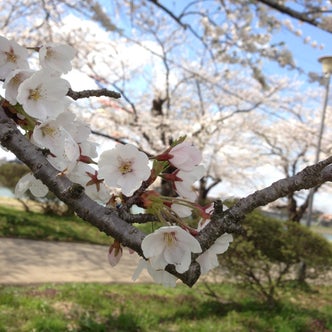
[0,107,143,251]
[257,0,332,33]
[1,104,332,287]
[0,105,199,286]
[67,88,121,100]
[196,158,332,251]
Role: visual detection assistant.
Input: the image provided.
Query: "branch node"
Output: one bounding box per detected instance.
[65,183,85,199]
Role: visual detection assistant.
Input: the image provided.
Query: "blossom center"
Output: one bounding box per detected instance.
[6,49,17,63]
[11,73,22,86]
[164,232,176,246]
[118,160,132,174]
[41,125,56,137]
[46,47,55,60]
[28,87,42,101]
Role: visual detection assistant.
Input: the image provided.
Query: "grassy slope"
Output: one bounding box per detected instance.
[0,283,331,332]
[1,200,331,331]
[0,204,110,245]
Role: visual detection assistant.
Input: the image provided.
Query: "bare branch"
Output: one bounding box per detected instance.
[67,88,121,100]
[196,157,332,251]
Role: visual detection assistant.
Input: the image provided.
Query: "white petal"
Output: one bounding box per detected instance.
[14,173,33,198]
[150,254,168,270]
[196,250,219,275]
[141,233,165,258]
[175,228,202,253]
[29,178,48,197]
[174,250,192,273]
[132,259,148,281]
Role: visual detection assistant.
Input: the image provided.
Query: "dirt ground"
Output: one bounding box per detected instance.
[0,238,152,284]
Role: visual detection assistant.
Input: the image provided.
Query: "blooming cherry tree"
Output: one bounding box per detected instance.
[1,34,332,288]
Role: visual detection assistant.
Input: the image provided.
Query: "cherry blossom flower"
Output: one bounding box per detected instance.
[47,141,80,174]
[68,163,110,203]
[15,172,48,198]
[3,69,34,105]
[98,144,151,197]
[141,225,202,273]
[56,112,91,144]
[133,259,177,287]
[16,70,70,121]
[39,43,76,74]
[0,36,29,79]
[174,165,205,201]
[169,141,202,171]
[32,120,80,173]
[196,232,233,275]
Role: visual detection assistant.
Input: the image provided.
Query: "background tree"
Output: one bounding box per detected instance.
[1,1,330,203]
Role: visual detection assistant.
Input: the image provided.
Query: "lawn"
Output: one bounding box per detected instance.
[0,204,110,245]
[0,201,332,331]
[0,283,331,332]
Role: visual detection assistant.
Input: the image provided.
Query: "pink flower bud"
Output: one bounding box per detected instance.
[108,241,123,267]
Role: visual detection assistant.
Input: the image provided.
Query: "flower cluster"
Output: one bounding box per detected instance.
[0,36,233,287]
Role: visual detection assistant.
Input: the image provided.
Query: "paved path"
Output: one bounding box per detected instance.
[0,238,152,284]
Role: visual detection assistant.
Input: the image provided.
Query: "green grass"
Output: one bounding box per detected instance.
[0,283,331,332]
[1,204,331,331]
[0,205,110,245]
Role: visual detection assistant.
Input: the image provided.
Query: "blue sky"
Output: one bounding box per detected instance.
[271,22,332,77]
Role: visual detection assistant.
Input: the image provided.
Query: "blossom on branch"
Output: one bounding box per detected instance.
[3,69,34,105]
[98,144,150,197]
[32,119,80,173]
[133,259,178,287]
[15,172,49,198]
[196,232,233,275]
[169,141,202,171]
[108,241,123,267]
[141,225,202,273]
[174,165,206,200]
[16,70,70,121]
[0,36,29,79]
[68,163,110,203]
[39,43,76,74]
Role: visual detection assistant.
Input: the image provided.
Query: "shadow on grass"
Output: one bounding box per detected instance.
[76,313,141,332]
[158,298,331,332]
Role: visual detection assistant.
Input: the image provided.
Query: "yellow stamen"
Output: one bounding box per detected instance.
[46,47,55,59]
[6,49,16,63]
[119,161,132,174]
[28,88,42,101]
[164,232,176,246]
[41,126,56,137]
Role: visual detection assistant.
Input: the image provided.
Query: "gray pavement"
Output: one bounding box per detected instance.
[0,238,152,284]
